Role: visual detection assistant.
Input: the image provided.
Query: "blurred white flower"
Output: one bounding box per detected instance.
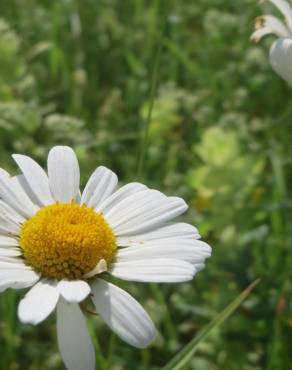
[0,145,211,370]
[251,0,292,83]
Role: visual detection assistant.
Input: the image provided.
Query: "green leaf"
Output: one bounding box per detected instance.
[162,279,260,370]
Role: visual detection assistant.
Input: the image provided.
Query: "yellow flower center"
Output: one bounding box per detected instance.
[19,203,117,280]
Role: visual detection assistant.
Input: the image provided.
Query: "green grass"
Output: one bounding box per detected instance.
[0,0,291,369]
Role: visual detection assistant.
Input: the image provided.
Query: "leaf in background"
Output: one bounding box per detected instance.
[194,126,239,166]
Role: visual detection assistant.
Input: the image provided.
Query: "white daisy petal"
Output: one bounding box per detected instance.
[57,298,95,370]
[16,174,41,206]
[105,189,164,224]
[76,190,82,203]
[57,280,90,303]
[251,27,276,42]
[91,279,156,348]
[81,166,118,208]
[0,258,30,268]
[0,254,31,264]
[262,14,290,36]
[269,0,292,33]
[0,169,38,218]
[269,37,292,83]
[110,259,196,283]
[0,268,39,293]
[0,199,25,224]
[10,175,40,216]
[48,146,80,202]
[251,15,290,42]
[106,191,188,236]
[0,200,23,235]
[18,280,59,325]
[0,235,18,247]
[0,248,21,257]
[116,240,211,264]
[12,154,55,206]
[84,259,108,278]
[98,182,148,213]
[195,263,206,272]
[0,218,19,235]
[117,222,200,246]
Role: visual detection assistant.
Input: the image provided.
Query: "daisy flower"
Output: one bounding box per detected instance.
[0,146,211,370]
[251,0,292,83]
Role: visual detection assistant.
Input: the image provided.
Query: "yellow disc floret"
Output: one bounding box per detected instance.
[19,203,117,280]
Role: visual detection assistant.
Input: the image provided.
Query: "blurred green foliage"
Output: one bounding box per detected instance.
[0,0,291,369]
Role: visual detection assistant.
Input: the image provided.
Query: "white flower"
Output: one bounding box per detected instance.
[251,0,292,83]
[0,146,211,370]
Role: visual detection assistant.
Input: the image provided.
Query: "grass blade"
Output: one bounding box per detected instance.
[162,279,260,370]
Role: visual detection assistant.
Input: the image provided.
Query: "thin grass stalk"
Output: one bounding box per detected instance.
[136,0,166,178]
[162,279,260,370]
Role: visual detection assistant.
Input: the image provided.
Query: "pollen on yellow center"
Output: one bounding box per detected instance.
[19,203,117,280]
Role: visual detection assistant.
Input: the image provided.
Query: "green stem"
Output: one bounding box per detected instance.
[150,284,178,343]
[103,332,116,370]
[88,319,107,368]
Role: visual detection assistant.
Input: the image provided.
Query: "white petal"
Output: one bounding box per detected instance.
[110,259,196,283]
[106,190,188,236]
[0,199,24,235]
[0,235,18,247]
[57,280,90,303]
[105,189,164,224]
[116,240,211,264]
[57,298,95,370]
[0,199,24,224]
[0,217,19,235]
[0,257,31,268]
[12,154,55,206]
[117,222,200,246]
[11,175,40,215]
[76,190,82,203]
[84,259,108,278]
[98,182,148,213]
[0,248,21,257]
[269,37,292,83]
[18,280,59,325]
[251,15,290,42]
[195,263,206,272]
[269,0,292,33]
[81,166,118,208]
[262,15,290,36]
[0,268,39,293]
[251,27,275,42]
[0,169,38,217]
[16,174,40,206]
[48,146,80,202]
[91,279,156,348]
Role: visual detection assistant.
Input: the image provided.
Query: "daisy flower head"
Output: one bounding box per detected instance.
[251,0,292,83]
[0,146,211,370]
